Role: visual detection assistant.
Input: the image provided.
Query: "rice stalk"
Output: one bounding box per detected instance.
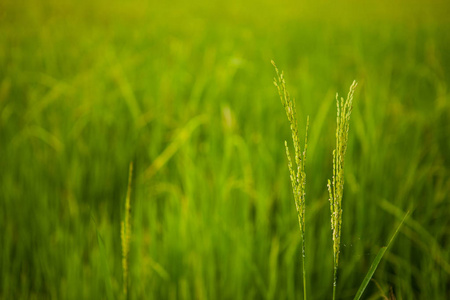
[327,81,357,300]
[121,162,133,297]
[272,60,309,300]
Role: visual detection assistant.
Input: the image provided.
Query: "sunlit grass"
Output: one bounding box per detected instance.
[1,0,449,299]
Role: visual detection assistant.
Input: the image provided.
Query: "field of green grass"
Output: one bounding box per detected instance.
[1,0,450,299]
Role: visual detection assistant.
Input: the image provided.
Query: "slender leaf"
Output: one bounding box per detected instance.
[353,211,410,300]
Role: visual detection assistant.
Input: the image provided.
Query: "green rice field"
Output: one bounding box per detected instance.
[1,0,449,299]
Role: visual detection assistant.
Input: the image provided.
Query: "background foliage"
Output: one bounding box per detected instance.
[1,0,449,299]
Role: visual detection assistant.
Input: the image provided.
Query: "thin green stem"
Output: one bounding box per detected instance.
[332,266,337,300]
[302,238,307,300]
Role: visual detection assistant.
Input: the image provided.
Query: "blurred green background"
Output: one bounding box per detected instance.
[1,0,449,299]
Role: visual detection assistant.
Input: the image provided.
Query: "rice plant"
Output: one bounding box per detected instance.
[121,162,134,297]
[272,60,309,300]
[327,81,357,300]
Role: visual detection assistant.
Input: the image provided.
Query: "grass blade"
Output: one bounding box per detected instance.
[353,247,387,300]
[353,211,410,300]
